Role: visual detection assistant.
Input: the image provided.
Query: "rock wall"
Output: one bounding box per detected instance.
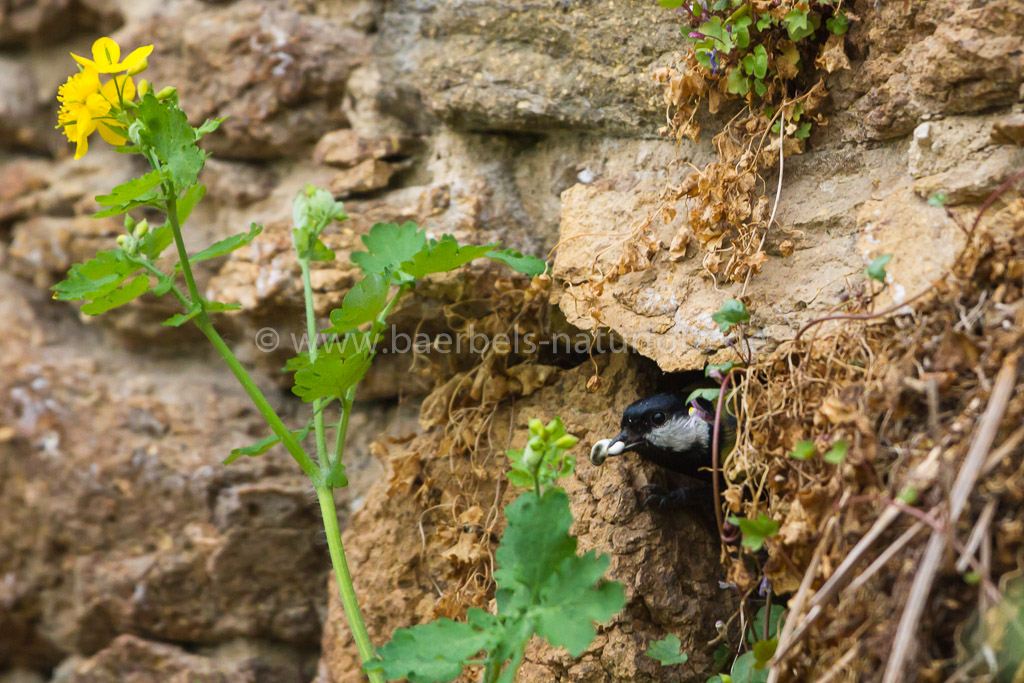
[1,0,1022,682]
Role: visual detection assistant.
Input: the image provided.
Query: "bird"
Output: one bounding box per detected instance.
[590,392,737,509]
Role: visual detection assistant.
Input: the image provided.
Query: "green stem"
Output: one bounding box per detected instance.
[317,485,385,683]
[300,259,329,469]
[161,185,319,482]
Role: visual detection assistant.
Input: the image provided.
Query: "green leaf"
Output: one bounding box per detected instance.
[140,223,174,261]
[224,420,313,465]
[712,299,750,334]
[728,513,779,552]
[52,250,137,301]
[351,221,428,278]
[80,274,149,315]
[658,0,686,7]
[706,361,740,379]
[326,273,390,332]
[496,489,625,655]
[794,122,812,139]
[178,223,262,270]
[177,183,206,225]
[730,651,768,683]
[309,238,335,262]
[646,634,689,666]
[686,387,721,406]
[163,309,200,327]
[927,192,947,207]
[866,253,892,282]
[505,417,578,492]
[486,248,547,277]
[750,45,768,79]
[135,93,207,189]
[727,67,750,96]
[292,185,346,262]
[826,11,849,35]
[750,605,785,642]
[94,169,164,207]
[194,117,226,139]
[752,79,768,97]
[823,439,849,464]
[751,638,777,669]
[368,618,498,683]
[756,12,772,30]
[790,440,815,460]
[400,235,497,280]
[291,338,372,402]
[784,9,814,40]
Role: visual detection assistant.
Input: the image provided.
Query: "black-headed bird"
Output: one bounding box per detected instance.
[591,392,737,509]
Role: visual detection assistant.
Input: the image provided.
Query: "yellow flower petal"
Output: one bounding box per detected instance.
[97,121,128,146]
[74,131,89,160]
[120,45,153,73]
[92,37,121,67]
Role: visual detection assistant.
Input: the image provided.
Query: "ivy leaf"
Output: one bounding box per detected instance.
[486,248,547,277]
[80,274,149,315]
[784,9,814,40]
[794,122,812,139]
[825,11,849,35]
[823,439,849,464]
[790,440,815,460]
[727,67,750,96]
[756,12,773,30]
[750,605,786,643]
[712,299,750,334]
[686,387,721,406]
[646,634,689,666]
[94,169,164,207]
[730,651,768,683]
[291,338,372,402]
[866,254,892,283]
[728,514,779,552]
[177,223,262,271]
[351,221,428,278]
[400,235,497,279]
[366,618,498,683]
[326,274,390,333]
[52,250,137,301]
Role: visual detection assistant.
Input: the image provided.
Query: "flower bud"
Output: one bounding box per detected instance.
[527,436,545,452]
[543,419,560,437]
[528,418,544,436]
[137,79,151,97]
[134,219,149,238]
[555,435,579,450]
[116,235,130,250]
[155,86,177,100]
[126,59,148,76]
[522,446,542,468]
[124,214,136,232]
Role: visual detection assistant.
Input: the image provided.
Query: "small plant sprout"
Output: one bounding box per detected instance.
[646,633,689,666]
[712,298,750,335]
[790,440,816,460]
[727,513,779,552]
[866,253,893,283]
[51,37,548,683]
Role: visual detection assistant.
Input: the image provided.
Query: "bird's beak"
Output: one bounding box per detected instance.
[607,429,644,456]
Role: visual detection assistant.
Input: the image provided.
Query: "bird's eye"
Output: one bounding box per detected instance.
[651,412,666,426]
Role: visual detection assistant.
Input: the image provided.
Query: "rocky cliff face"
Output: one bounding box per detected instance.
[1,0,1022,681]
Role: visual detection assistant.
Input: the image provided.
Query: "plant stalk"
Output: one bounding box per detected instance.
[300,259,330,469]
[317,485,385,683]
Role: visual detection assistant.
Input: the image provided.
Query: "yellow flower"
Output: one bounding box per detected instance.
[72,37,153,75]
[57,70,135,159]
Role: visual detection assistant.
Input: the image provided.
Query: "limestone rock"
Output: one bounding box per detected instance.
[376,0,680,135]
[328,159,398,197]
[313,129,414,168]
[129,0,372,160]
[0,0,122,48]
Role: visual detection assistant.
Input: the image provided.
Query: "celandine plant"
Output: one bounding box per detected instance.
[54,37,621,682]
